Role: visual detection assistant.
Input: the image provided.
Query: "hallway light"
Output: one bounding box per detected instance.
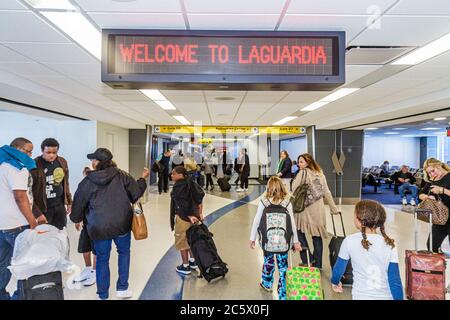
[41,11,101,60]
[140,89,166,101]
[301,101,328,111]
[174,116,190,125]
[384,132,399,135]
[155,100,177,110]
[320,88,360,102]
[273,116,297,125]
[434,117,446,121]
[25,0,75,10]
[421,127,440,130]
[392,32,450,65]
[365,128,378,130]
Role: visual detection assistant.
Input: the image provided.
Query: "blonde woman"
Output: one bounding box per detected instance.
[249,176,301,300]
[418,158,450,252]
[291,153,340,269]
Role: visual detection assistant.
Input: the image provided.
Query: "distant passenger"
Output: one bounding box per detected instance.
[172,149,184,168]
[391,165,417,206]
[331,200,403,300]
[249,176,301,300]
[236,148,250,192]
[380,161,390,177]
[419,158,450,253]
[70,148,149,300]
[276,150,293,191]
[157,150,171,195]
[31,138,72,230]
[0,138,38,300]
[202,153,215,191]
[291,160,299,176]
[184,152,198,176]
[291,153,340,269]
[170,166,204,275]
[73,166,96,287]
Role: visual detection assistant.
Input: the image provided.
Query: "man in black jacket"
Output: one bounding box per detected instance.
[391,165,418,206]
[170,166,204,275]
[70,148,149,300]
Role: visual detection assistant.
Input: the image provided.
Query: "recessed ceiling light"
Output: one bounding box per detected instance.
[319,88,360,102]
[434,117,446,121]
[301,101,329,111]
[365,128,378,130]
[140,89,166,101]
[155,100,176,110]
[173,116,190,125]
[392,32,450,65]
[384,132,399,135]
[421,127,441,130]
[392,127,407,130]
[273,116,297,125]
[25,0,76,10]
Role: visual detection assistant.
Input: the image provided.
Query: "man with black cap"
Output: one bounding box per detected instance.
[70,148,149,300]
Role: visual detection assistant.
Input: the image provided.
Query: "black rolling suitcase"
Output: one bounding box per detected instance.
[186,222,228,282]
[328,212,353,285]
[217,177,231,191]
[21,271,64,300]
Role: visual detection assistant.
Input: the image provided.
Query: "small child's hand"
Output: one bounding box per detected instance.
[331,283,343,294]
[249,240,256,249]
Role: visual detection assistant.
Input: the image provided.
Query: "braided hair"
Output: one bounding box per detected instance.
[354,200,395,250]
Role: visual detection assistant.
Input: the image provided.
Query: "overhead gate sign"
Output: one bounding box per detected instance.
[102,30,345,91]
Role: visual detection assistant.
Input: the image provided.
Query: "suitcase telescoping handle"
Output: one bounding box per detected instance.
[288,246,311,267]
[330,212,346,237]
[414,208,433,252]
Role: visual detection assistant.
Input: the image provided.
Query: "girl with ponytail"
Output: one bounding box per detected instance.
[330,200,403,300]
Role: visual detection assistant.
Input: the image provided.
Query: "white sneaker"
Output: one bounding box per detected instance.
[236,188,244,192]
[116,289,133,299]
[402,198,407,205]
[244,188,249,192]
[83,270,96,286]
[410,199,416,206]
[73,267,92,283]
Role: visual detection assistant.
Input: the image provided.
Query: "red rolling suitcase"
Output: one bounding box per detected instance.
[405,208,446,300]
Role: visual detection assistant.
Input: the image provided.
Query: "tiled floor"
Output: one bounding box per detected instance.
[6,184,450,300]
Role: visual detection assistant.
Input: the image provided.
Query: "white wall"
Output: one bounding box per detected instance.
[0,111,96,192]
[96,121,129,172]
[363,136,420,168]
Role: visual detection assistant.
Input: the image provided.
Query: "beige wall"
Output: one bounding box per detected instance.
[96,121,129,172]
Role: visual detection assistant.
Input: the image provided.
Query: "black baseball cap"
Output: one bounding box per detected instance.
[87,148,113,161]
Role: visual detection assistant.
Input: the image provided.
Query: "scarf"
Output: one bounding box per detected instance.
[277,158,285,174]
[0,145,36,171]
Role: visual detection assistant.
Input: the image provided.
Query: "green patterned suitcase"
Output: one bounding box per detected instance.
[286,248,324,300]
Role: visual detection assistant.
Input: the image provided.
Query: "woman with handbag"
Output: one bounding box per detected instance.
[418,158,450,253]
[291,153,340,269]
[70,148,149,300]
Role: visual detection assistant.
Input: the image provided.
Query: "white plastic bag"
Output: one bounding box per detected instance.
[8,224,74,280]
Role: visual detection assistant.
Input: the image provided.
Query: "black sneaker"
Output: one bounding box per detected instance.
[189,260,199,270]
[176,264,191,275]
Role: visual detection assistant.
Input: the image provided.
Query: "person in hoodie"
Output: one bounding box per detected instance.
[70,148,149,300]
[170,166,205,275]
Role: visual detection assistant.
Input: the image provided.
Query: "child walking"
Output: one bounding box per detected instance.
[331,200,403,300]
[250,176,301,300]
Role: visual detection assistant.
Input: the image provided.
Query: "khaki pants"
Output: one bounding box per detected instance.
[174,215,193,251]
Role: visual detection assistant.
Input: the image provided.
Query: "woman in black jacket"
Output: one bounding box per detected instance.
[276,150,293,191]
[71,148,149,300]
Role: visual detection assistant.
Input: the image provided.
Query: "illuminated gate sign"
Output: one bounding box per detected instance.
[102,30,345,91]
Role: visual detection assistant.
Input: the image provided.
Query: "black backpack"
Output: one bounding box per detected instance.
[258,198,293,254]
[188,177,205,204]
[186,223,228,282]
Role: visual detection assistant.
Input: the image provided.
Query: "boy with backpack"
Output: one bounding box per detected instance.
[170,166,205,275]
[249,176,301,300]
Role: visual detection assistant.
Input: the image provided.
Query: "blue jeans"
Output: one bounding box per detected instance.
[0,225,29,300]
[399,183,418,200]
[297,231,323,269]
[93,232,131,300]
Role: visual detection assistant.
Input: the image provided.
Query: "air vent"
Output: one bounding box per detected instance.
[215,97,235,101]
[346,46,415,65]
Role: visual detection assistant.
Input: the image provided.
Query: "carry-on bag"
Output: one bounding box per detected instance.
[131,202,148,240]
[217,177,231,192]
[286,248,324,300]
[21,271,64,300]
[328,212,353,285]
[186,222,228,282]
[405,208,446,300]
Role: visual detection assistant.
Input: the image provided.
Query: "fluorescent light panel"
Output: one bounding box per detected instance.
[301,101,329,111]
[25,0,76,10]
[421,127,441,130]
[384,132,399,135]
[273,116,297,125]
[140,89,166,101]
[320,88,360,102]
[42,11,101,60]
[174,116,190,125]
[392,32,450,65]
[434,117,447,121]
[155,100,177,110]
[365,128,378,130]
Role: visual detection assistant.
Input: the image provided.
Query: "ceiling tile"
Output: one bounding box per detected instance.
[0,11,69,43]
[0,45,31,62]
[188,14,279,30]
[287,0,397,14]
[254,102,307,125]
[345,65,383,84]
[186,0,285,14]
[350,16,450,46]
[87,13,186,29]
[0,62,60,76]
[3,42,97,64]
[45,63,100,77]
[0,0,27,10]
[388,0,450,15]
[279,15,368,42]
[74,0,181,13]
[233,102,275,125]
[172,101,211,124]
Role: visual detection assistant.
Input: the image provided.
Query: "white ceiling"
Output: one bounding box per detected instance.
[0,0,449,129]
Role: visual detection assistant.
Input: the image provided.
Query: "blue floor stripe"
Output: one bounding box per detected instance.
[139,186,265,300]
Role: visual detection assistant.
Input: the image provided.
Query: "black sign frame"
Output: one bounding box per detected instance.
[101,29,345,91]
